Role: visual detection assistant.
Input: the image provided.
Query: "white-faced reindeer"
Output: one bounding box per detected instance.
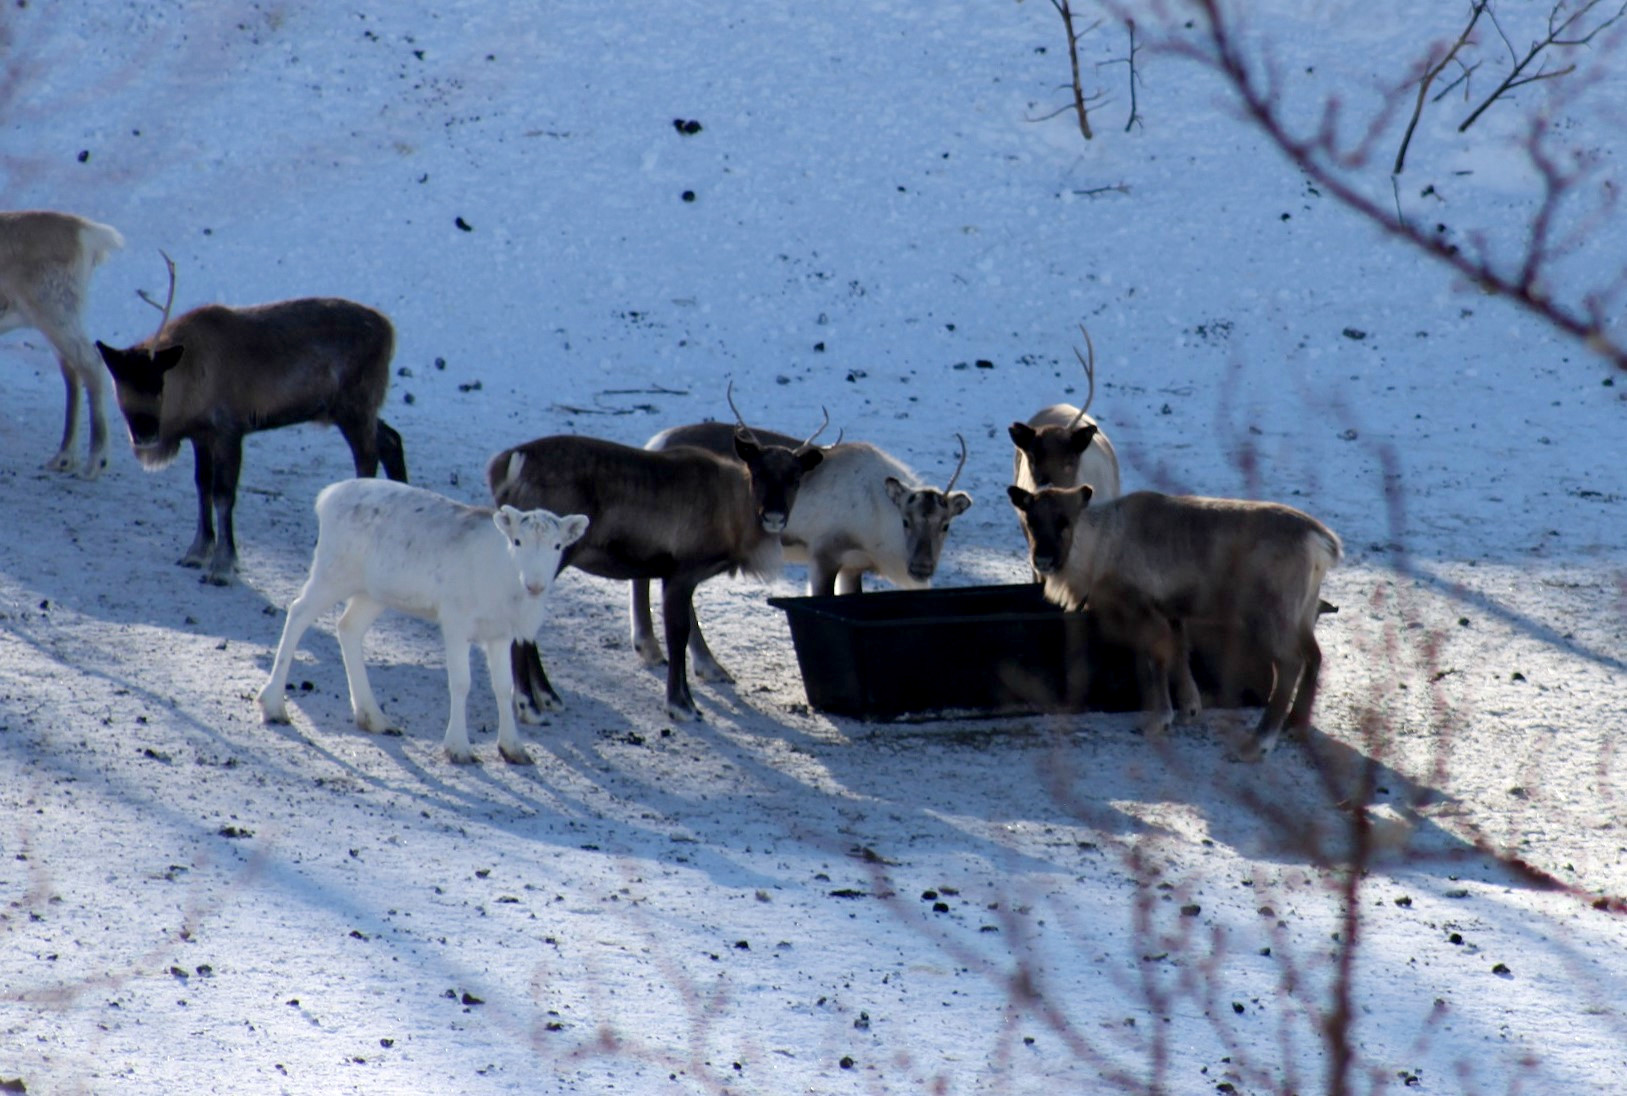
[1007,484,1340,762]
[630,422,972,673]
[486,411,825,722]
[257,479,588,765]
[1009,326,1121,499]
[0,210,125,477]
[95,260,406,585]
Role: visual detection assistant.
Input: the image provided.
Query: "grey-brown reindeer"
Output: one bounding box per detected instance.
[1009,326,1121,499]
[630,418,971,676]
[96,258,406,585]
[1007,483,1340,762]
[486,399,826,722]
[0,210,126,477]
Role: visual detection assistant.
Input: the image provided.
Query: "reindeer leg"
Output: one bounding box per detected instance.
[808,553,841,597]
[510,639,563,721]
[180,440,216,570]
[630,579,665,666]
[203,436,242,586]
[336,596,391,733]
[660,575,703,722]
[1285,628,1323,735]
[1241,651,1305,763]
[47,353,82,473]
[376,420,408,483]
[339,414,380,478]
[1170,618,1203,721]
[484,639,533,765]
[439,628,476,764]
[56,330,110,478]
[257,571,338,723]
[685,603,733,684]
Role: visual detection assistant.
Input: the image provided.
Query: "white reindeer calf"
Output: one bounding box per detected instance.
[257,479,588,764]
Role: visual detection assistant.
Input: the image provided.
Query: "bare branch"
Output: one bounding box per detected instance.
[1173,0,1627,374]
[1459,0,1627,132]
[1049,0,1097,140]
[1393,1,1488,174]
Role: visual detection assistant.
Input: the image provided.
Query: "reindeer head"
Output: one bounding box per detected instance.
[492,506,590,598]
[1007,483,1093,575]
[1008,420,1099,489]
[883,433,973,581]
[725,381,827,534]
[734,432,823,534]
[94,250,184,464]
[96,340,188,459]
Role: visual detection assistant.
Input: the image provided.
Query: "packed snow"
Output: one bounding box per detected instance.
[2,1,1625,1092]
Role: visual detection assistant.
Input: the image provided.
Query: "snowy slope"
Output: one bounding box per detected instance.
[3,1,1625,1093]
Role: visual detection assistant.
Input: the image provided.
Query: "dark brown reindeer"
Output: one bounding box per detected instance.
[1007,483,1340,762]
[486,403,825,722]
[95,259,406,585]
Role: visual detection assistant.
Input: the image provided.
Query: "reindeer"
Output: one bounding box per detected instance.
[630,423,972,673]
[0,210,125,477]
[1009,326,1121,498]
[1007,484,1340,761]
[95,259,406,585]
[258,479,588,764]
[487,410,825,722]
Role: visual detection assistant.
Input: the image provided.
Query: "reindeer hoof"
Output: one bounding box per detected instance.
[256,692,289,724]
[693,662,734,684]
[498,743,535,766]
[666,699,700,723]
[45,452,74,474]
[444,746,479,765]
[1139,711,1174,737]
[354,709,391,734]
[515,692,562,724]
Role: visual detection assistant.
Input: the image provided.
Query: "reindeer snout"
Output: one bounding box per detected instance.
[760,512,788,535]
[1031,555,1058,575]
[128,415,162,446]
[525,580,548,597]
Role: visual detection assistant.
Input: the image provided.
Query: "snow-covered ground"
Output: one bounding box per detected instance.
[3,1,1625,1092]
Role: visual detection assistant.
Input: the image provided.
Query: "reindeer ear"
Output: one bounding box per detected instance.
[1068,423,1099,453]
[559,513,590,546]
[1006,485,1033,510]
[884,476,908,507]
[1071,484,1095,508]
[797,446,824,473]
[947,492,973,518]
[732,432,762,462]
[153,345,186,374]
[492,506,521,538]
[1008,422,1036,448]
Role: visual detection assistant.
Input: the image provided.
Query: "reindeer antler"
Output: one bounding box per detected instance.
[800,406,831,449]
[945,432,968,494]
[136,249,177,346]
[725,379,762,445]
[1066,323,1096,429]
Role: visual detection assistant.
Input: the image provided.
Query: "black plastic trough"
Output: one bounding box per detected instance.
[769,583,1138,722]
[770,583,1277,723]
